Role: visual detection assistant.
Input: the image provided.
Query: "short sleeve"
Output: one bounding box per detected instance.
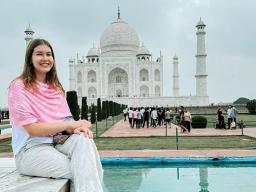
[8,80,38,126]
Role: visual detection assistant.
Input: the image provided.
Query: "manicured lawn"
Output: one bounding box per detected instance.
[91,114,123,137]
[0,139,12,152]
[0,120,10,125]
[94,136,256,150]
[0,136,256,152]
[2,135,256,153]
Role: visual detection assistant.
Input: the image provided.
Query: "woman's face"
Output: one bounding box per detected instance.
[31,44,54,80]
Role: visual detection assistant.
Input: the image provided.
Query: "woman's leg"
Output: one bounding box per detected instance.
[15,143,71,179]
[56,134,103,192]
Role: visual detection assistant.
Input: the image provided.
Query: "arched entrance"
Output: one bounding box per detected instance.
[108,68,128,97]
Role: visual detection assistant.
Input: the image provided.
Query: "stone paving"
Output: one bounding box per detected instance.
[101,120,246,137]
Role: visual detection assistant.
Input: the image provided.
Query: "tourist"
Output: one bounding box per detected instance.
[123,107,128,121]
[142,107,150,128]
[216,108,225,129]
[164,108,171,127]
[8,39,103,192]
[132,108,137,128]
[151,108,158,128]
[227,105,232,129]
[128,107,133,127]
[184,108,192,132]
[179,106,187,133]
[136,108,143,128]
[230,105,238,129]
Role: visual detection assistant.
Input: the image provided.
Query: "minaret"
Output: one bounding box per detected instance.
[172,54,179,97]
[195,18,207,96]
[69,58,76,91]
[24,24,34,47]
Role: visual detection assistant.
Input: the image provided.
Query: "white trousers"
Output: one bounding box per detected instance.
[15,134,103,192]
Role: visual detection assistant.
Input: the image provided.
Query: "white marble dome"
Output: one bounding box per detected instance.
[87,47,100,57]
[100,19,140,54]
[137,44,151,56]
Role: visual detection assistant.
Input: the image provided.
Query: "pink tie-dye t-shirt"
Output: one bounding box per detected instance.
[8,78,72,155]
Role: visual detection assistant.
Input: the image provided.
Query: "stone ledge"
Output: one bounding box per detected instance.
[0,158,69,192]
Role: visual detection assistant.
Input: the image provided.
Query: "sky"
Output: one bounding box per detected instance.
[0,0,256,108]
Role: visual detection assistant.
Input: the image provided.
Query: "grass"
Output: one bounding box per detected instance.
[0,139,12,152]
[94,136,256,150]
[2,135,256,153]
[0,120,10,125]
[91,114,123,137]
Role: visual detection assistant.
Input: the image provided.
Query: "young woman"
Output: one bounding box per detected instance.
[8,39,103,192]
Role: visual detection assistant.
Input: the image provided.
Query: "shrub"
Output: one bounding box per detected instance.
[191,115,207,128]
[90,104,96,124]
[97,98,102,121]
[66,91,80,120]
[81,97,88,120]
[246,99,256,114]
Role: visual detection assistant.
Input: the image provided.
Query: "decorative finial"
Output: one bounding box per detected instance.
[118,6,120,19]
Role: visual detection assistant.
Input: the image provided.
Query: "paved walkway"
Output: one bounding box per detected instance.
[101,120,256,137]
[1,120,256,158]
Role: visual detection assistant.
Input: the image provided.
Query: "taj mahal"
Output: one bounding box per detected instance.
[24,9,209,107]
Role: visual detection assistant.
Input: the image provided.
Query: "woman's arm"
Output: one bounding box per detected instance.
[23,120,91,137]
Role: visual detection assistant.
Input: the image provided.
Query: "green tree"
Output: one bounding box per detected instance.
[246,99,256,114]
[97,98,102,121]
[66,91,80,120]
[81,97,88,120]
[109,101,113,116]
[101,101,106,119]
[234,97,250,104]
[90,104,96,123]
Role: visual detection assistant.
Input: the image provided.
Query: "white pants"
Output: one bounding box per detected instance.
[15,134,103,192]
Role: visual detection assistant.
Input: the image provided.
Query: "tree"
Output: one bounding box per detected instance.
[234,97,250,104]
[81,97,88,120]
[97,98,102,121]
[109,101,113,116]
[66,91,80,120]
[246,99,256,114]
[90,104,96,123]
[101,101,106,119]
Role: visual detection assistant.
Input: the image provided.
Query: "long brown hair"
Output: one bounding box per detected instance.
[19,38,64,93]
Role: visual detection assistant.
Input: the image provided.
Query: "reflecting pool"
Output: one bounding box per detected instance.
[102,164,256,192]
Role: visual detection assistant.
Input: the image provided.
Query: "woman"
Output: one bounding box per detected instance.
[8,39,103,192]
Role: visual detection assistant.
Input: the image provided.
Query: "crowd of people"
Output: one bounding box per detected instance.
[123,106,192,133]
[216,105,238,129]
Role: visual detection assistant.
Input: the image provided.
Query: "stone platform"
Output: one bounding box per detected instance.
[0,158,69,192]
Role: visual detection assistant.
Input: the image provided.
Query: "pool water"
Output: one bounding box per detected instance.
[102,164,256,192]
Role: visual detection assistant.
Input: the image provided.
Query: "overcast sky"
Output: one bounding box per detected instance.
[0,0,256,108]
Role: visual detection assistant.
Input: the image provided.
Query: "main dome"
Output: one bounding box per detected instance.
[100,19,140,55]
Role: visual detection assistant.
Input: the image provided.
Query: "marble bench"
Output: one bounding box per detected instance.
[0,158,69,192]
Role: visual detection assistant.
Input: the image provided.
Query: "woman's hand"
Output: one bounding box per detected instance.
[73,126,93,139]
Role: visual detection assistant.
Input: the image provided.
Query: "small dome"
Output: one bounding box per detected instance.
[137,44,151,56]
[87,47,100,57]
[173,54,178,60]
[24,24,34,33]
[100,19,140,54]
[196,18,206,27]
[68,58,75,63]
